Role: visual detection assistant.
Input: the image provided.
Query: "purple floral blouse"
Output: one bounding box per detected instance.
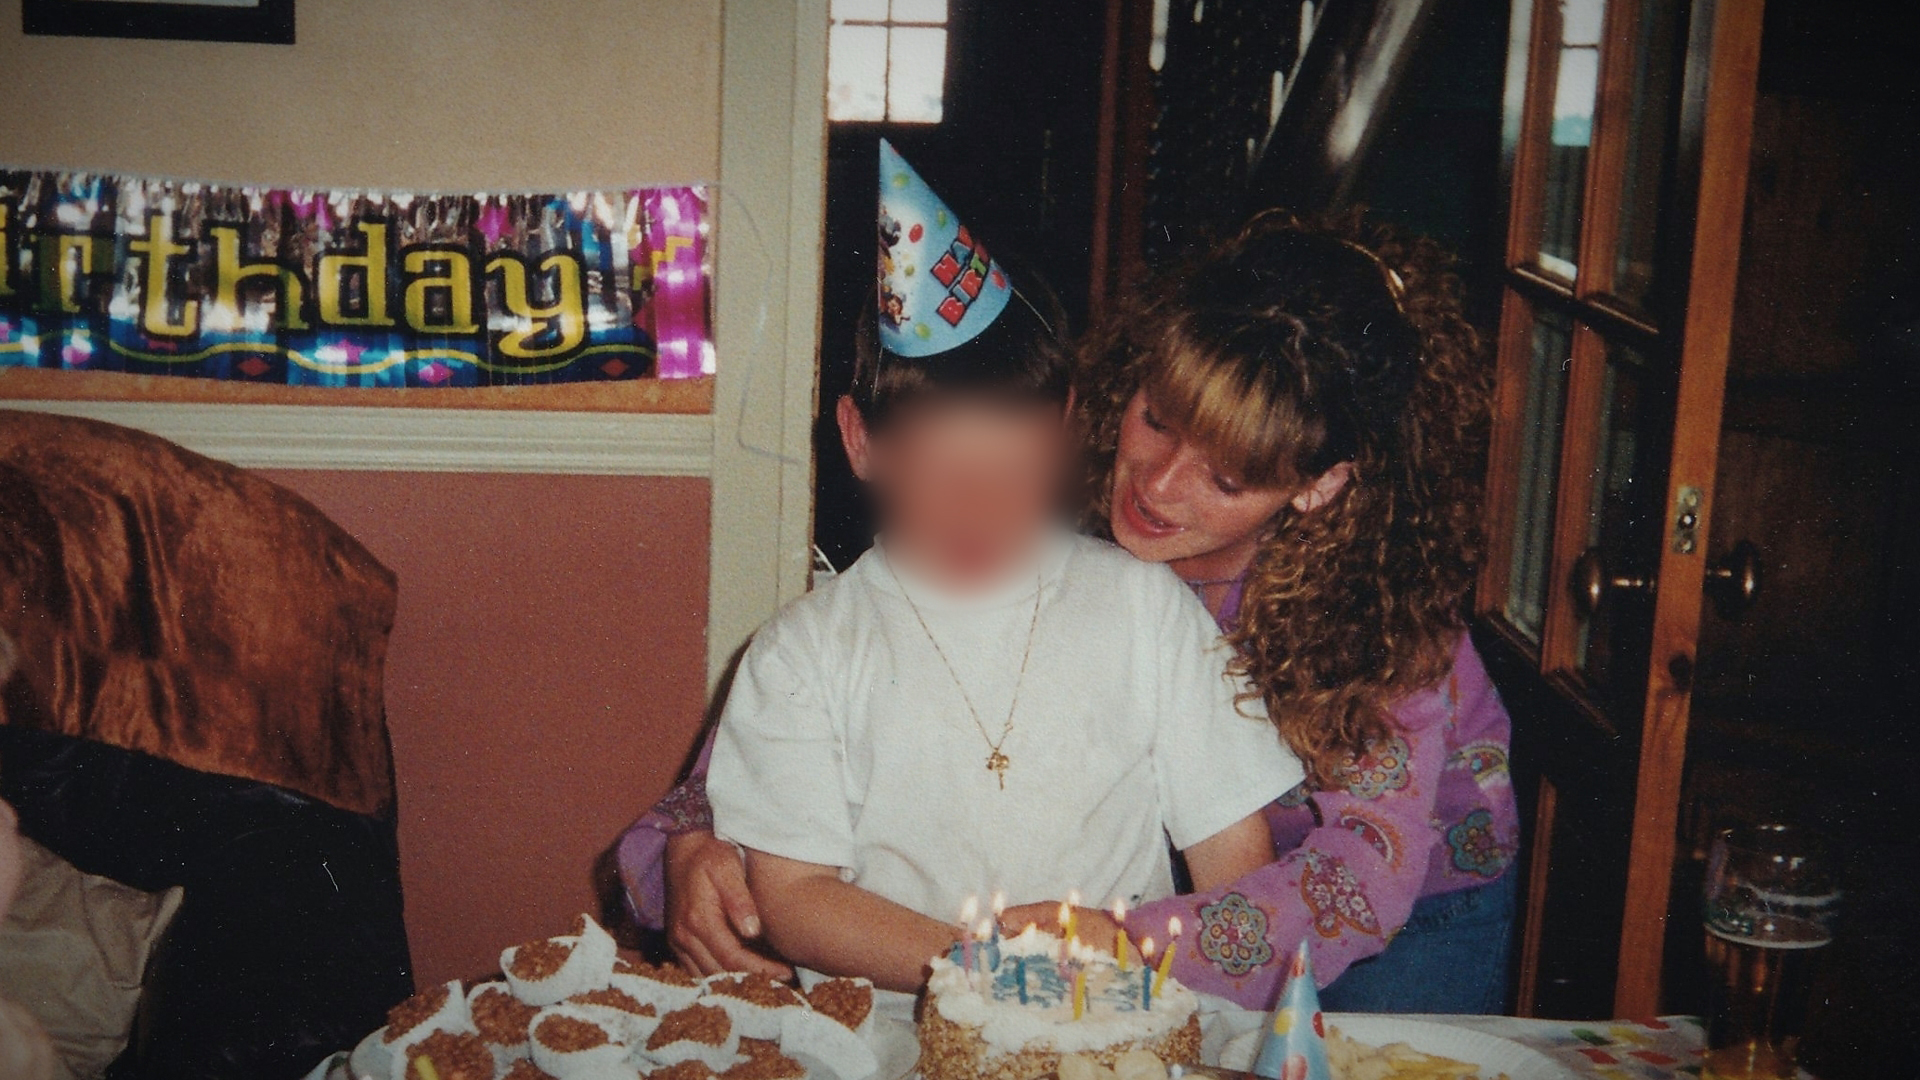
[616,580,1519,1008]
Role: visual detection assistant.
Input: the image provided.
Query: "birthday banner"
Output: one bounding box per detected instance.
[0,170,711,387]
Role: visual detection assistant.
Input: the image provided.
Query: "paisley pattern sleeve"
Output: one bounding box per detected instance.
[1130,693,1456,1008]
[615,726,718,931]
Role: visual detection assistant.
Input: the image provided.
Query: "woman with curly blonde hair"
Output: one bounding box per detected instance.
[1066,211,1519,1010]
[619,211,1517,1013]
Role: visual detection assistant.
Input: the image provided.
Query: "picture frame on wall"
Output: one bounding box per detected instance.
[23,0,294,45]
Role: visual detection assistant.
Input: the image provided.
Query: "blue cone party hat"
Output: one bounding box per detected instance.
[1251,940,1332,1080]
[876,139,1017,357]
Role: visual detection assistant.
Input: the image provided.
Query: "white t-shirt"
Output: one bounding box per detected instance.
[709,529,1303,928]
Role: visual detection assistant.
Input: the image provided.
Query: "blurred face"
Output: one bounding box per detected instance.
[1108,390,1296,581]
[840,395,1072,590]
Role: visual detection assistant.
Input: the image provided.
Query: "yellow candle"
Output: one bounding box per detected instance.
[1072,969,1086,1020]
[1116,928,1131,972]
[1152,940,1177,994]
[1153,917,1181,994]
[1058,900,1074,942]
[1066,890,1081,943]
[415,1058,442,1080]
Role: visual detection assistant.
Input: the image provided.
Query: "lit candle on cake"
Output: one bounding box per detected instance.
[1066,890,1081,944]
[990,891,1006,949]
[977,919,999,973]
[1015,955,1028,1004]
[1153,917,1181,996]
[1072,967,1087,1020]
[1139,937,1156,1009]
[1112,898,1131,972]
[1056,901,1072,952]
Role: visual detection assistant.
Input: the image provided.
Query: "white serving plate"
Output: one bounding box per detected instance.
[863,1016,923,1080]
[344,1026,391,1079]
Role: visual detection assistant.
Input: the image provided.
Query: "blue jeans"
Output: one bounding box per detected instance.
[1318,871,1518,1014]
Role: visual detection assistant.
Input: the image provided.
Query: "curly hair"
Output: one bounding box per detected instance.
[1079,210,1491,788]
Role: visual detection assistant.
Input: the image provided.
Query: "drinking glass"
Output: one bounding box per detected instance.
[1701,823,1839,1080]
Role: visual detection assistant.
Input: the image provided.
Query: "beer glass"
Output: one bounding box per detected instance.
[1701,823,1839,1080]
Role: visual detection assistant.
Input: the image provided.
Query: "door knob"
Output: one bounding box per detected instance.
[1571,548,1654,618]
[1705,539,1763,620]
[1571,542,1763,621]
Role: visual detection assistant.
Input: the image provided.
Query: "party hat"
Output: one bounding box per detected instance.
[1251,940,1331,1080]
[875,139,1016,357]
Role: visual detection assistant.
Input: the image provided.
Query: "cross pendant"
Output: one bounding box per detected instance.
[986,749,1010,790]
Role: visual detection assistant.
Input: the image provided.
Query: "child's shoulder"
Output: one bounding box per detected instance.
[1055,536,1198,626]
[1061,533,1186,593]
[752,552,887,649]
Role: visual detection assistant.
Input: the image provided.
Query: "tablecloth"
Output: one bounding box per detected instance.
[1429,1015,1706,1078]
[1416,1015,1812,1080]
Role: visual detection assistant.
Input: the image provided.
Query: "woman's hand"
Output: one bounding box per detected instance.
[998,902,1120,955]
[664,830,794,980]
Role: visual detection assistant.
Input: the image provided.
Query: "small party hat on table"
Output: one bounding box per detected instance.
[875,139,1017,357]
[1251,940,1331,1080]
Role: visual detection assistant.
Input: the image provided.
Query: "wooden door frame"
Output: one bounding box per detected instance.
[1489,0,1766,1018]
[1611,0,1764,1019]
[1088,0,1156,325]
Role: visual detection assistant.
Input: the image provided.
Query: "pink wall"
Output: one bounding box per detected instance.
[258,469,711,986]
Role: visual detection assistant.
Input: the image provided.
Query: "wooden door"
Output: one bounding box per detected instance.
[1477,0,1765,1018]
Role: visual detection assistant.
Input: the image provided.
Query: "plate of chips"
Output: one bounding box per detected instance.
[1214,1014,1574,1080]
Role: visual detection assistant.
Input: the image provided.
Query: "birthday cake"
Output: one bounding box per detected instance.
[918,928,1201,1080]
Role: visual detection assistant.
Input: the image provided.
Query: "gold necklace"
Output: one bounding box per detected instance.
[893,563,1044,790]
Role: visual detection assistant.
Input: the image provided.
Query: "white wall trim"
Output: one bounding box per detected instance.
[705,0,827,688]
[0,399,714,476]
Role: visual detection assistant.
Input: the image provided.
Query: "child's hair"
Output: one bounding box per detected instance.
[1080,210,1491,788]
[850,261,1071,429]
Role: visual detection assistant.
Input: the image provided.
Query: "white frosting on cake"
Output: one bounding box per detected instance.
[926,927,1198,1055]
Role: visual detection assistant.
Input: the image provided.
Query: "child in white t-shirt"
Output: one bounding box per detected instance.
[706,144,1302,997]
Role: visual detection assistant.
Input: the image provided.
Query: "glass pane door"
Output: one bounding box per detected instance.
[1603,0,1684,311]
[1483,0,1764,1021]
[1504,303,1575,643]
[1539,0,1606,279]
[1573,339,1672,706]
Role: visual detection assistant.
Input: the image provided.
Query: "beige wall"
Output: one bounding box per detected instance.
[0,0,747,987]
[0,0,720,191]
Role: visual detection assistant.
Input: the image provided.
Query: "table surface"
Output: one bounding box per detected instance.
[1391,1015,1815,1080]
[1412,1015,1707,1079]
